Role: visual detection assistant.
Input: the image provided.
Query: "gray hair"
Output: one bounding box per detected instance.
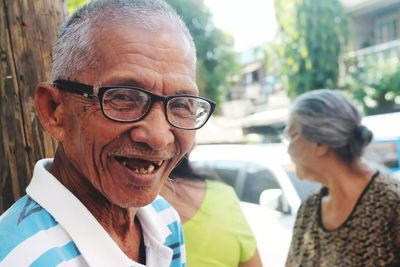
[290,89,373,162]
[51,0,195,81]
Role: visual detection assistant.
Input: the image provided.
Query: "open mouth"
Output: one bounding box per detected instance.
[114,156,164,174]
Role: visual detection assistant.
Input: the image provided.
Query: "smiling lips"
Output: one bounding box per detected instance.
[114,156,164,174]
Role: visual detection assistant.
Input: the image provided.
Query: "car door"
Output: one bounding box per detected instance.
[241,162,282,204]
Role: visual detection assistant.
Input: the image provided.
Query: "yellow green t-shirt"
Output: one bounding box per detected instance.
[183,180,257,267]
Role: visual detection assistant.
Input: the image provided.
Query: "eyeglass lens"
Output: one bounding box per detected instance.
[102,88,150,121]
[167,97,211,129]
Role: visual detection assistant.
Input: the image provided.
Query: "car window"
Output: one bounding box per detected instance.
[280,163,320,201]
[212,161,249,197]
[242,167,281,204]
[365,141,400,169]
[285,171,320,201]
[192,160,244,191]
[213,168,240,188]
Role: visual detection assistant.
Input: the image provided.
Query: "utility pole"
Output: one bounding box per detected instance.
[0,0,65,213]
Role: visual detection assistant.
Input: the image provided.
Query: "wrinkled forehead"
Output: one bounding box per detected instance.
[91,20,195,79]
[94,17,194,61]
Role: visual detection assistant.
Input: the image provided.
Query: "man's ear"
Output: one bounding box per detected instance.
[315,142,329,157]
[35,82,65,141]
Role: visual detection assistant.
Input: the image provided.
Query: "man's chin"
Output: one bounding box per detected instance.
[118,201,151,209]
[108,191,159,209]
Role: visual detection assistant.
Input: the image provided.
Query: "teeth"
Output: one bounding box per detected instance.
[154,160,163,166]
[137,165,155,174]
[147,165,155,173]
[117,156,162,174]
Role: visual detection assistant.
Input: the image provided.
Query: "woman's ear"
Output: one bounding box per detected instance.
[34,82,65,141]
[315,142,329,157]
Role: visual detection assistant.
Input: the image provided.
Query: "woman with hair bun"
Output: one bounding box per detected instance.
[284,89,400,266]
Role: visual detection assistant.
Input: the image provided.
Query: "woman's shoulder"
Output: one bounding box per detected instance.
[294,188,324,221]
[204,180,241,207]
[373,172,400,202]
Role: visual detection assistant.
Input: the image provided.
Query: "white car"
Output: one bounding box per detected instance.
[189,143,319,267]
[362,112,400,174]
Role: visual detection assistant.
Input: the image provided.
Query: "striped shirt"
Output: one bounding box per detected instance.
[0,159,185,267]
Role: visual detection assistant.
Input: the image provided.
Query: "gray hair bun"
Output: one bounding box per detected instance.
[338,125,373,163]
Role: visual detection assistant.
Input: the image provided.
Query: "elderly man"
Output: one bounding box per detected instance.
[0,0,215,266]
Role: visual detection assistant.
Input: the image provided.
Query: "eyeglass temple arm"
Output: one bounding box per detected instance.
[53,80,94,98]
[208,100,216,115]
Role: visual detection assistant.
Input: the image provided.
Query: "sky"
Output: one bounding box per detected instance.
[204,0,277,52]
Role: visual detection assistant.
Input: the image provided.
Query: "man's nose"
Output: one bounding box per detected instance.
[129,103,175,151]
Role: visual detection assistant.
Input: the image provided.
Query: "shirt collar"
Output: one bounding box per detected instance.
[26,158,173,267]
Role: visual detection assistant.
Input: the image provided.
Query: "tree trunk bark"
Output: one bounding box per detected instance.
[0,0,65,213]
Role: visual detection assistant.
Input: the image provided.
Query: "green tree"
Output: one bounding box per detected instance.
[274,0,347,98]
[343,44,400,115]
[348,64,400,115]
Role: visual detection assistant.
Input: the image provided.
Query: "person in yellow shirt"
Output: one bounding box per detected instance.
[161,157,262,267]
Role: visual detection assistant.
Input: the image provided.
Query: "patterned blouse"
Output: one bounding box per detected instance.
[286,172,400,267]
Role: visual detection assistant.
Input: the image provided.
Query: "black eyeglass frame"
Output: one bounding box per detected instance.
[53,79,216,130]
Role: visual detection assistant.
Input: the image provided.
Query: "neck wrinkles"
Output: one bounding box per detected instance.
[50,146,138,230]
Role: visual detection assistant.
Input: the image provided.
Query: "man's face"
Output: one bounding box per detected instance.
[60,19,197,207]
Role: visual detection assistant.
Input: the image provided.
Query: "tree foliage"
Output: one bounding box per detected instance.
[348,63,400,115]
[343,40,400,114]
[274,0,347,98]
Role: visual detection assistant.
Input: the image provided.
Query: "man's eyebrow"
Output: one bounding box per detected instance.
[104,79,197,96]
[175,89,197,96]
[107,79,146,88]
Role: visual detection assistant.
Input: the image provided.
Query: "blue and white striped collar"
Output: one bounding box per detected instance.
[27,158,173,267]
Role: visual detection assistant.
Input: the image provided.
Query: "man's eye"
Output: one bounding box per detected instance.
[172,101,190,109]
[111,93,132,101]
[103,89,149,112]
[171,99,195,112]
[104,89,147,104]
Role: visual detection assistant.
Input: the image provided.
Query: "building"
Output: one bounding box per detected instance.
[343,0,400,50]
[226,46,268,108]
[342,0,400,85]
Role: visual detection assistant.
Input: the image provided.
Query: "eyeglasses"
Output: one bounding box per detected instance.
[53,79,216,130]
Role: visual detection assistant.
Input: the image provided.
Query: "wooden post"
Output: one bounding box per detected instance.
[0,0,65,213]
